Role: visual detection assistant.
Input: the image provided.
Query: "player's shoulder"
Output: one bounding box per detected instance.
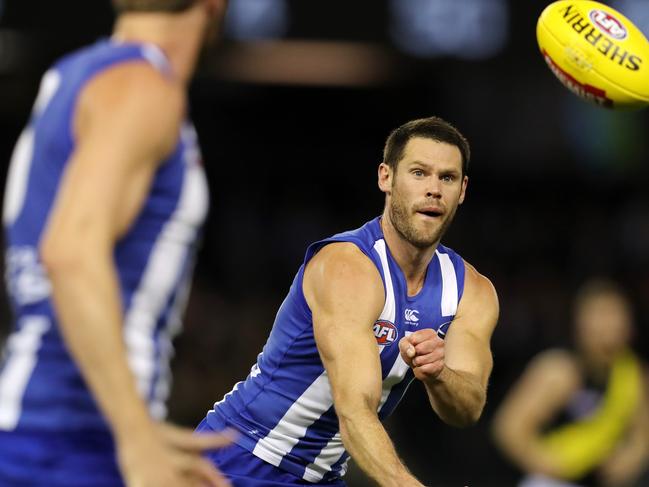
[304,242,384,315]
[460,259,499,310]
[308,242,379,280]
[81,61,183,115]
[75,60,185,153]
[525,348,581,388]
[320,218,383,254]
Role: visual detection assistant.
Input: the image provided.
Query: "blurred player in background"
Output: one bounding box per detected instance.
[493,279,649,487]
[197,117,499,486]
[0,1,232,486]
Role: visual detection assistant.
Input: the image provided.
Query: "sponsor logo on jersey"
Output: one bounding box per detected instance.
[373,320,398,345]
[404,308,419,324]
[589,9,628,40]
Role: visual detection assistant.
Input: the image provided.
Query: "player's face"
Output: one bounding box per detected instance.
[380,138,467,248]
[575,293,632,365]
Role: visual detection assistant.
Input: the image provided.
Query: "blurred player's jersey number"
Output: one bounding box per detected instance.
[374,321,398,345]
[5,246,51,306]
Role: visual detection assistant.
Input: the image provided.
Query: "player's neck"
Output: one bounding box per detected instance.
[112,8,208,84]
[380,215,437,296]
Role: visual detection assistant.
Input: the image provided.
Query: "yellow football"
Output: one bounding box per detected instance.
[537,1,649,109]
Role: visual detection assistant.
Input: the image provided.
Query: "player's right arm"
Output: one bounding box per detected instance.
[303,242,425,487]
[491,349,580,478]
[40,62,229,487]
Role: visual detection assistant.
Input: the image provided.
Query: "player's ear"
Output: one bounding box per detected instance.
[204,0,226,17]
[458,175,468,205]
[378,163,392,194]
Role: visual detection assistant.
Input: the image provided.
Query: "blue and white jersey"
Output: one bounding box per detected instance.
[0,39,208,432]
[208,217,465,483]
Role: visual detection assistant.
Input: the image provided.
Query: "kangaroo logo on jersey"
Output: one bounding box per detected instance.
[374,320,398,345]
[404,308,419,324]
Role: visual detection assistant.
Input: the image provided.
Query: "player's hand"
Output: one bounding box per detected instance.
[399,328,445,382]
[117,421,233,487]
[598,453,641,487]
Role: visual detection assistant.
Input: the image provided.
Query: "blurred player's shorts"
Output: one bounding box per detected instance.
[0,429,123,486]
[197,419,346,487]
[520,475,583,487]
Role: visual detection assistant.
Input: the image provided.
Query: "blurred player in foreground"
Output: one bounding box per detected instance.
[0,1,232,486]
[493,279,649,487]
[197,117,499,486]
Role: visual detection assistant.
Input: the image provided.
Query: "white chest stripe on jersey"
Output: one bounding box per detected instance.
[378,331,412,414]
[252,371,334,467]
[303,330,411,483]
[0,316,50,429]
[436,251,459,316]
[303,432,346,482]
[3,70,61,227]
[373,239,396,325]
[123,128,208,418]
[141,43,171,75]
[149,267,193,420]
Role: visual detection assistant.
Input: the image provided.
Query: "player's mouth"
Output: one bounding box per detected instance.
[416,207,444,219]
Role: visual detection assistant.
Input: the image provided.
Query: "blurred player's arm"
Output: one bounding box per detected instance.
[599,369,649,487]
[40,62,229,487]
[400,263,498,427]
[304,243,425,487]
[491,349,580,477]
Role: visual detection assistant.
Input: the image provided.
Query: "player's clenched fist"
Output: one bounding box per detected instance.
[398,329,445,381]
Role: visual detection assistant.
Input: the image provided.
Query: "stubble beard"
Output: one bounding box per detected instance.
[388,189,456,250]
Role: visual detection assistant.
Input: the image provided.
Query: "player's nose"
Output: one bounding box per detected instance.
[425,177,442,198]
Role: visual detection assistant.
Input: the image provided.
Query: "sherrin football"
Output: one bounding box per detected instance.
[537,1,649,109]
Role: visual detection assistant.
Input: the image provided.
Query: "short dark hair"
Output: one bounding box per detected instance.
[112,0,197,13]
[573,279,631,313]
[383,117,470,175]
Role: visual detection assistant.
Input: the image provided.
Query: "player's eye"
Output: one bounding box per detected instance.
[412,169,424,177]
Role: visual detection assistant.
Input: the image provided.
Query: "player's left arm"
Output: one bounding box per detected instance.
[599,368,649,486]
[399,261,498,427]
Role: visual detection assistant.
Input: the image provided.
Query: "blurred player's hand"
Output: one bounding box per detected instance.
[399,329,445,382]
[117,421,233,487]
[598,451,642,487]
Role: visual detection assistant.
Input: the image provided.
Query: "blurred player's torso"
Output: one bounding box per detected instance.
[208,217,465,482]
[0,39,208,433]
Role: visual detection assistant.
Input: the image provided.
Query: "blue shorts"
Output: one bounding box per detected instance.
[197,419,346,487]
[0,429,123,486]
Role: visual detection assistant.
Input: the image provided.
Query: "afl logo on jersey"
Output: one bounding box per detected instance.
[373,320,398,345]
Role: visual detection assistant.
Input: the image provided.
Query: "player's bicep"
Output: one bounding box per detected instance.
[444,263,499,387]
[42,63,183,259]
[304,243,385,413]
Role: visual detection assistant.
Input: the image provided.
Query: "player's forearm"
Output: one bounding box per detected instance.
[492,417,563,477]
[499,438,562,476]
[423,365,486,427]
[600,425,649,484]
[43,247,155,444]
[337,407,424,487]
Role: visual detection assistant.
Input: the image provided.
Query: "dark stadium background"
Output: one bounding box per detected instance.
[1,1,649,485]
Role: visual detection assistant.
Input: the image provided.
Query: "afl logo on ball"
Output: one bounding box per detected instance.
[589,9,628,40]
[373,321,398,345]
